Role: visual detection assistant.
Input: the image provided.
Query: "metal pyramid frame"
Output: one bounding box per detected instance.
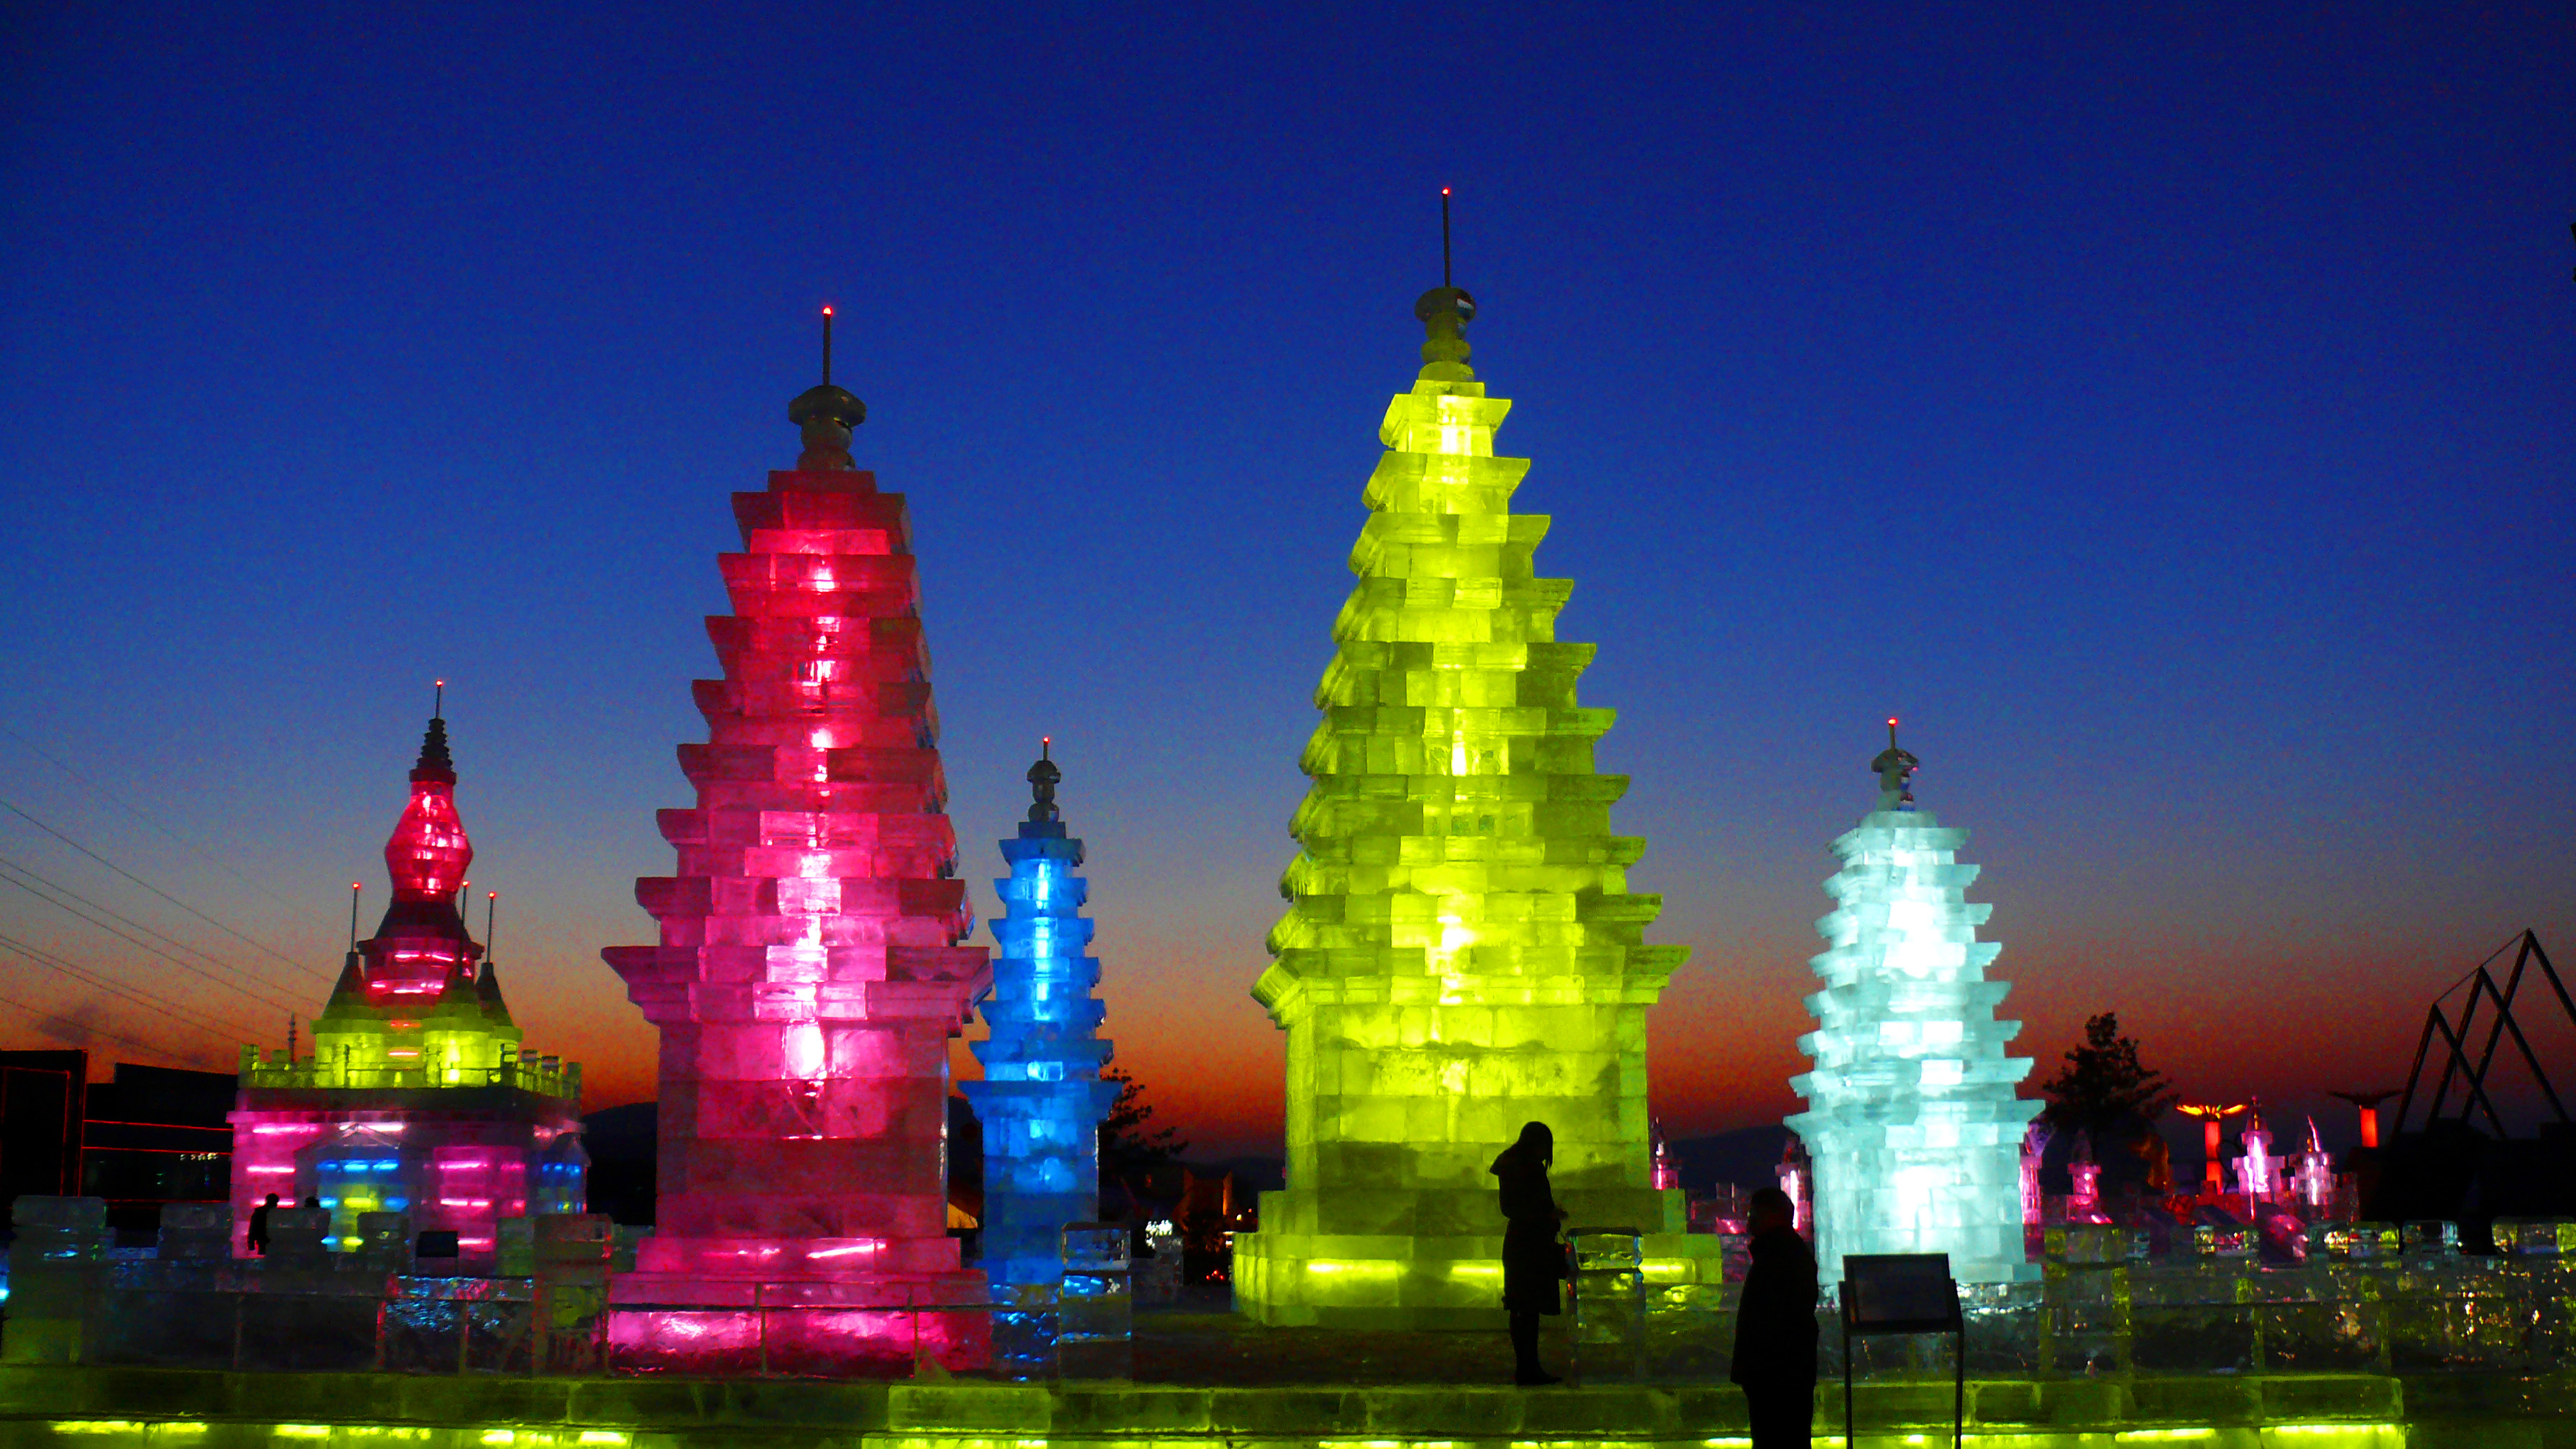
[2394,929,2574,1138]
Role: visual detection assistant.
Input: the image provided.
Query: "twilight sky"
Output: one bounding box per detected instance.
[3,4,2570,1160]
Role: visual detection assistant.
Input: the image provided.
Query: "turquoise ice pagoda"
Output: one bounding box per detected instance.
[1788,722,2038,1286]
[963,741,1118,1296]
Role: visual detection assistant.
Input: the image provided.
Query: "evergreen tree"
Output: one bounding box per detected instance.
[2041,1012,2176,1131]
[1097,1065,1186,1178]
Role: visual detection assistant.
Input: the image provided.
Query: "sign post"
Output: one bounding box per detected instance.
[1839,1254,1964,1449]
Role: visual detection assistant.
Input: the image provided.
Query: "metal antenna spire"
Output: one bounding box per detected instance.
[822,305,834,387]
[433,678,444,719]
[1441,187,1453,288]
[346,882,362,951]
[486,890,497,957]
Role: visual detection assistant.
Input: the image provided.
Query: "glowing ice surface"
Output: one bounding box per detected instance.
[963,745,1118,1293]
[601,397,993,1372]
[1236,277,1690,1327]
[229,714,582,1259]
[1788,748,2037,1285]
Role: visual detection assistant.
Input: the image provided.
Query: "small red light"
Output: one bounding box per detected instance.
[1441,186,1451,196]
[822,305,833,316]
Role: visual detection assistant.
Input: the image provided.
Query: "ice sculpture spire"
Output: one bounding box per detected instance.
[964,740,1118,1297]
[1237,196,1697,1328]
[1789,726,2038,1285]
[602,327,995,1374]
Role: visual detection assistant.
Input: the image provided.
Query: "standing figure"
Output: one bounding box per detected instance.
[1730,1187,1820,1447]
[1491,1121,1570,1386]
[247,1192,279,1256]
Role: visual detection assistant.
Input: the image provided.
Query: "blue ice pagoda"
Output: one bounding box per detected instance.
[965,740,1119,1297]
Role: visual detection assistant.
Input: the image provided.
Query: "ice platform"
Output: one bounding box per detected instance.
[2,1349,2570,1449]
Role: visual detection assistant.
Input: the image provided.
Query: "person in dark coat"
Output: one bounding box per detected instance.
[1729,1187,1820,1446]
[1491,1121,1570,1386]
[247,1192,279,1256]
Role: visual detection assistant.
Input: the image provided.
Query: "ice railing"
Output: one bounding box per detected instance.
[12,1198,2570,1383]
[1566,1222,2576,1386]
[2,1199,1125,1383]
[236,1054,581,1100]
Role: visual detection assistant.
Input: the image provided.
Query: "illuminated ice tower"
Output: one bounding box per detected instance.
[962,741,1119,1291]
[1789,723,2038,1286]
[229,704,585,1259]
[1236,203,1693,1328]
[602,315,994,1374]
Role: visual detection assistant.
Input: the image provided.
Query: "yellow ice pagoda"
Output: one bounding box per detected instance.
[1236,231,1700,1328]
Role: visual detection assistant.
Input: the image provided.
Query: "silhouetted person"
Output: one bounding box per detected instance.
[300,1195,320,1210]
[1729,1187,1818,1447]
[247,1192,279,1256]
[1492,1120,1570,1386]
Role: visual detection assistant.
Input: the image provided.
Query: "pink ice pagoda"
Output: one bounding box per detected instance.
[602,316,994,1375]
[229,708,586,1260]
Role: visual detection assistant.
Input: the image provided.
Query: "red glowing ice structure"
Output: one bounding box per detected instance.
[602,340,994,1376]
[229,712,585,1259]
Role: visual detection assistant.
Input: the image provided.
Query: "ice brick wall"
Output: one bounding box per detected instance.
[602,431,993,1370]
[1789,756,2038,1286]
[1237,280,1688,1328]
[229,713,583,1260]
[963,745,1118,1293]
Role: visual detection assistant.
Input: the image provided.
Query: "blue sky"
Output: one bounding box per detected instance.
[3,2,2570,1156]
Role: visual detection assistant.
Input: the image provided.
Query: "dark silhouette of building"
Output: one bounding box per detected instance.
[1,1050,88,1230]
[1,1052,236,1233]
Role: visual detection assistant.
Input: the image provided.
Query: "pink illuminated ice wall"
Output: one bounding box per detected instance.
[603,342,994,1376]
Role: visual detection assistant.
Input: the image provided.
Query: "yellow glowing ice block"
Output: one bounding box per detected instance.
[1236,281,1695,1328]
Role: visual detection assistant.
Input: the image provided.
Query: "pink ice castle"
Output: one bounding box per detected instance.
[229,708,584,1261]
[603,316,993,1374]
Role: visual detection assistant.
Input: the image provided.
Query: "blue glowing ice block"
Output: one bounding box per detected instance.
[1788,724,2040,1286]
[964,742,1121,1294]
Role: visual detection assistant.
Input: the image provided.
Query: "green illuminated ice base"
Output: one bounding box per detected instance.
[2,1364,2562,1449]
[1231,1224,1715,1330]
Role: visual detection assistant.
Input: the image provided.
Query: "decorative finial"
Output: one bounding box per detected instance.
[433,678,444,719]
[1026,737,1062,824]
[788,304,867,470]
[412,701,457,786]
[1414,186,1476,380]
[1869,717,1918,810]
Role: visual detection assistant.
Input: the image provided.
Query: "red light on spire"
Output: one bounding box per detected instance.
[822,305,833,316]
[1441,186,1451,196]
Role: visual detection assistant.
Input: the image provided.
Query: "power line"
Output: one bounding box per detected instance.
[0,934,269,1044]
[0,722,308,914]
[0,867,307,1016]
[0,984,213,1065]
[0,794,328,982]
[0,852,313,1008]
